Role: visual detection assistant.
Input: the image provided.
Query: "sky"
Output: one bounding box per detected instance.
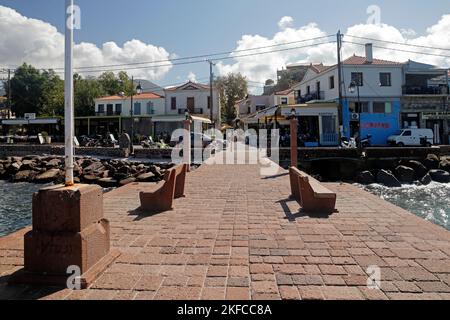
[1,0,450,93]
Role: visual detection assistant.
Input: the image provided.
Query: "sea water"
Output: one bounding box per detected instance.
[361,182,450,231]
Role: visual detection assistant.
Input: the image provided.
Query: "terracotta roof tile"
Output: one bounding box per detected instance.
[342,55,402,66]
[96,92,163,101]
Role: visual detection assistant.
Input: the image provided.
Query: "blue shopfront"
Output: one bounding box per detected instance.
[342,100,401,146]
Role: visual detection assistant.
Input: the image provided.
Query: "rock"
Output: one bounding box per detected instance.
[440,159,450,173]
[405,160,428,180]
[137,172,155,182]
[10,161,22,173]
[356,171,375,185]
[35,169,61,183]
[420,174,432,186]
[45,158,61,168]
[150,165,162,177]
[376,170,402,187]
[14,170,38,182]
[113,173,130,181]
[119,177,136,186]
[21,160,37,170]
[422,154,440,170]
[97,178,118,188]
[394,166,415,184]
[84,161,105,173]
[429,170,450,183]
[82,174,100,183]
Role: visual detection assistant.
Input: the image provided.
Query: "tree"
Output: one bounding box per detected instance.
[74,74,105,117]
[40,70,64,116]
[98,71,134,96]
[10,63,48,117]
[215,73,248,124]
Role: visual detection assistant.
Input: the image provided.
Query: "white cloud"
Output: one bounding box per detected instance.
[0,5,174,80]
[218,14,450,93]
[278,16,294,30]
[187,71,197,82]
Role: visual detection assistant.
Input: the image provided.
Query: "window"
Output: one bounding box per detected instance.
[373,102,387,114]
[115,104,122,114]
[207,96,212,109]
[307,86,311,94]
[403,130,412,137]
[134,102,141,116]
[351,72,364,86]
[146,101,155,115]
[256,105,266,111]
[171,97,176,110]
[107,104,113,115]
[329,76,335,89]
[281,97,288,105]
[98,104,105,113]
[380,73,392,87]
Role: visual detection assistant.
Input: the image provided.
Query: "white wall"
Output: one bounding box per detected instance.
[95,97,165,116]
[164,87,220,121]
[297,64,403,102]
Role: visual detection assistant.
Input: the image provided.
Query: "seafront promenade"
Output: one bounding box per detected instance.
[1,150,450,300]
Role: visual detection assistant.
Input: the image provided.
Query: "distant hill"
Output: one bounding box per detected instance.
[136,79,165,97]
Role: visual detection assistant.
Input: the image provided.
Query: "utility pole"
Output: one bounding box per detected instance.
[7,69,11,119]
[208,60,215,127]
[336,30,344,127]
[130,75,134,145]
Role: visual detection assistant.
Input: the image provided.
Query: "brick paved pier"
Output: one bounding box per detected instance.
[1,152,450,300]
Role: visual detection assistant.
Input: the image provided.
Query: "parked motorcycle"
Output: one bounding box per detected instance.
[340,137,357,149]
[359,134,372,148]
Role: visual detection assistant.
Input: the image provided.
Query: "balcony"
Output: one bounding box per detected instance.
[402,85,449,95]
[295,91,325,104]
[178,108,204,115]
[95,111,122,117]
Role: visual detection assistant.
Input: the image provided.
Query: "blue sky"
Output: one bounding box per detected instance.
[1,0,450,90]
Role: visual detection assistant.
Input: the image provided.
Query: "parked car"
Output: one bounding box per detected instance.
[171,132,213,148]
[387,128,434,147]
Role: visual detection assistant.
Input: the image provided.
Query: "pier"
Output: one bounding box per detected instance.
[1,150,450,300]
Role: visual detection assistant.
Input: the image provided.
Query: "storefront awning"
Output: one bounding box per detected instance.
[1,118,60,125]
[151,115,212,124]
[191,115,212,124]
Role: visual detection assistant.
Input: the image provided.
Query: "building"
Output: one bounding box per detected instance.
[294,44,404,145]
[90,81,218,139]
[401,61,449,144]
[89,92,165,138]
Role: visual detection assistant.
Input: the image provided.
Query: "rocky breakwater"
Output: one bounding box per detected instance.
[356,154,450,187]
[0,156,173,188]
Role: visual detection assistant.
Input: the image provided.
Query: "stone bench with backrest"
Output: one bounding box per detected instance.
[289,167,337,213]
[139,164,188,213]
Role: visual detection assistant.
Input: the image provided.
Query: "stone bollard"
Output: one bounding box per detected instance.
[11,184,119,289]
[290,117,298,168]
[183,120,191,171]
[119,133,132,157]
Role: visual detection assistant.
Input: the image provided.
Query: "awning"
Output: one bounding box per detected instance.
[255,106,279,120]
[1,118,60,125]
[191,115,212,124]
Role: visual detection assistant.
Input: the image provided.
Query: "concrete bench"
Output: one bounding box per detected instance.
[289,167,337,213]
[164,164,188,199]
[140,168,176,213]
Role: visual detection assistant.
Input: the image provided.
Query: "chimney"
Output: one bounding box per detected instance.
[365,43,373,63]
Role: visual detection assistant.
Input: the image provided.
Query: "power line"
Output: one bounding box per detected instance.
[45,35,335,71]
[343,41,450,59]
[344,34,450,52]
[73,40,336,74]
[1,35,335,73]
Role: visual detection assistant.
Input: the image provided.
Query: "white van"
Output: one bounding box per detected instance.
[387,128,434,147]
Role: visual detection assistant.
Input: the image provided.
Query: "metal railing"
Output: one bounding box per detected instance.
[402,85,449,95]
[178,108,204,115]
[320,133,339,146]
[296,91,325,104]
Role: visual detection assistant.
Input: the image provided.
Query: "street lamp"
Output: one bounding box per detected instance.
[349,80,362,146]
[130,79,143,147]
[185,110,190,121]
